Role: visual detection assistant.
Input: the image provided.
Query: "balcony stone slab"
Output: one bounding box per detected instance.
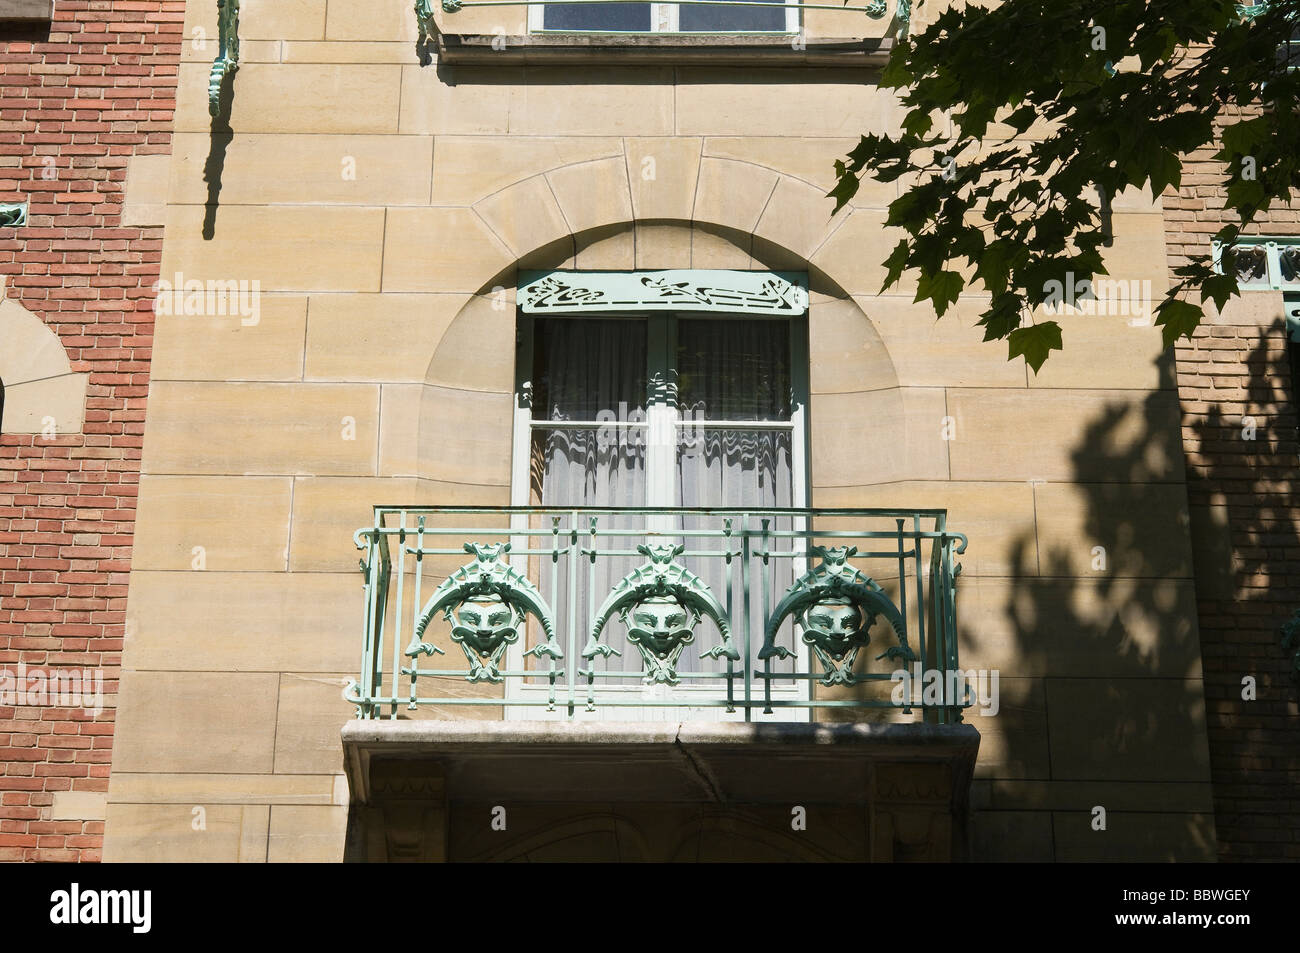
[342,719,980,861]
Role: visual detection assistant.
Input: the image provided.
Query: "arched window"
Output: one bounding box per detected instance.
[507,270,811,718]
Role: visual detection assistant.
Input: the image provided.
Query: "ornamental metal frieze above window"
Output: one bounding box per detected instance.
[518,270,810,316]
[405,542,560,683]
[761,546,916,686]
[585,543,739,686]
[1212,237,1300,291]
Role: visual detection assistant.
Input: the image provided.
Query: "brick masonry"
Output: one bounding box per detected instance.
[1166,122,1300,861]
[0,1,182,861]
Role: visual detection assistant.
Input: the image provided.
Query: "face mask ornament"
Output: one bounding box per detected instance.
[586,543,737,686]
[445,594,522,684]
[405,542,560,684]
[761,546,916,686]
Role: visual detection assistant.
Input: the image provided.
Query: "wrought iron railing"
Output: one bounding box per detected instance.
[346,506,968,722]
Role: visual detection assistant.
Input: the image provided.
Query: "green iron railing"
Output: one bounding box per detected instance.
[346,506,968,722]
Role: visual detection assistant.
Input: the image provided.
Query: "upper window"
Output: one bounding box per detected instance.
[532,1,797,34]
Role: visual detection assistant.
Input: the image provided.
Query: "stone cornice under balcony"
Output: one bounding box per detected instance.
[343,719,981,805]
[433,30,894,67]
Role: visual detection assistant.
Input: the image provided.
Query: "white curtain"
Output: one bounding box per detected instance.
[531,316,795,678]
[676,320,795,672]
[532,319,646,674]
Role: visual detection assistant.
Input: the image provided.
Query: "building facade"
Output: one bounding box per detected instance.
[1,0,1241,862]
[0,0,182,863]
[1166,110,1300,858]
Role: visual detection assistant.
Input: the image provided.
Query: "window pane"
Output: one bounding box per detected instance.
[679,0,787,32]
[677,428,792,508]
[541,3,653,31]
[532,318,647,421]
[529,428,645,676]
[678,430,796,678]
[531,426,646,507]
[677,319,791,421]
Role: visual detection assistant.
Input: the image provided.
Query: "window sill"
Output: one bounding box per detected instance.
[0,0,52,22]
[433,30,893,67]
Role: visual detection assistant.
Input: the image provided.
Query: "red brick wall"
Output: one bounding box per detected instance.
[1167,123,1300,861]
[0,1,182,862]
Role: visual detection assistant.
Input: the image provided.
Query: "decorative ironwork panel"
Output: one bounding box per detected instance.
[519,270,810,316]
[0,203,27,228]
[762,545,914,686]
[346,507,968,722]
[405,542,559,683]
[586,542,738,685]
[209,0,240,117]
[1213,237,1300,292]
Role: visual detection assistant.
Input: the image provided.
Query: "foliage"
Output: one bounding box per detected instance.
[831,0,1300,370]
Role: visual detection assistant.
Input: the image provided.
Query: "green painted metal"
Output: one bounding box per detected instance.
[1237,1,1273,20]
[519,269,809,315]
[208,0,240,117]
[865,0,910,30]
[1213,236,1300,292]
[346,507,968,721]
[761,545,915,686]
[406,542,559,683]
[586,542,739,685]
[432,0,909,19]
[0,203,27,228]
[415,0,438,40]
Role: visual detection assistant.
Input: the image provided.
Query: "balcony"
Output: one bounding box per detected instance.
[341,506,981,861]
[346,506,969,720]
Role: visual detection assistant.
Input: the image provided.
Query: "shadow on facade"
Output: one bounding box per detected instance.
[201,72,236,240]
[1181,319,1300,859]
[969,325,1298,861]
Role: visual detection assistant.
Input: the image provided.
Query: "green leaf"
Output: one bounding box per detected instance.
[1198,272,1237,313]
[881,239,910,293]
[915,270,965,317]
[977,295,1025,342]
[1007,321,1063,374]
[827,173,859,214]
[1154,298,1205,347]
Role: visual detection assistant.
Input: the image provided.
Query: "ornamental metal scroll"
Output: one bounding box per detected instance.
[415,0,436,43]
[405,542,561,683]
[209,0,240,117]
[865,0,910,32]
[519,270,810,316]
[760,546,916,686]
[584,543,739,686]
[0,203,27,228]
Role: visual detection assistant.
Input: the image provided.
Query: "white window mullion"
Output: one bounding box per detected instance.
[656,2,679,32]
[645,315,677,525]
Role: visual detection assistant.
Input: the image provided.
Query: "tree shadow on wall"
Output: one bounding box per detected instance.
[1182,319,1300,860]
[963,377,1220,861]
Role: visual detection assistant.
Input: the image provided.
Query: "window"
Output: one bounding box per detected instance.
[531,1,797,34]
[524,315,799,511]
[509,309,810,719]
